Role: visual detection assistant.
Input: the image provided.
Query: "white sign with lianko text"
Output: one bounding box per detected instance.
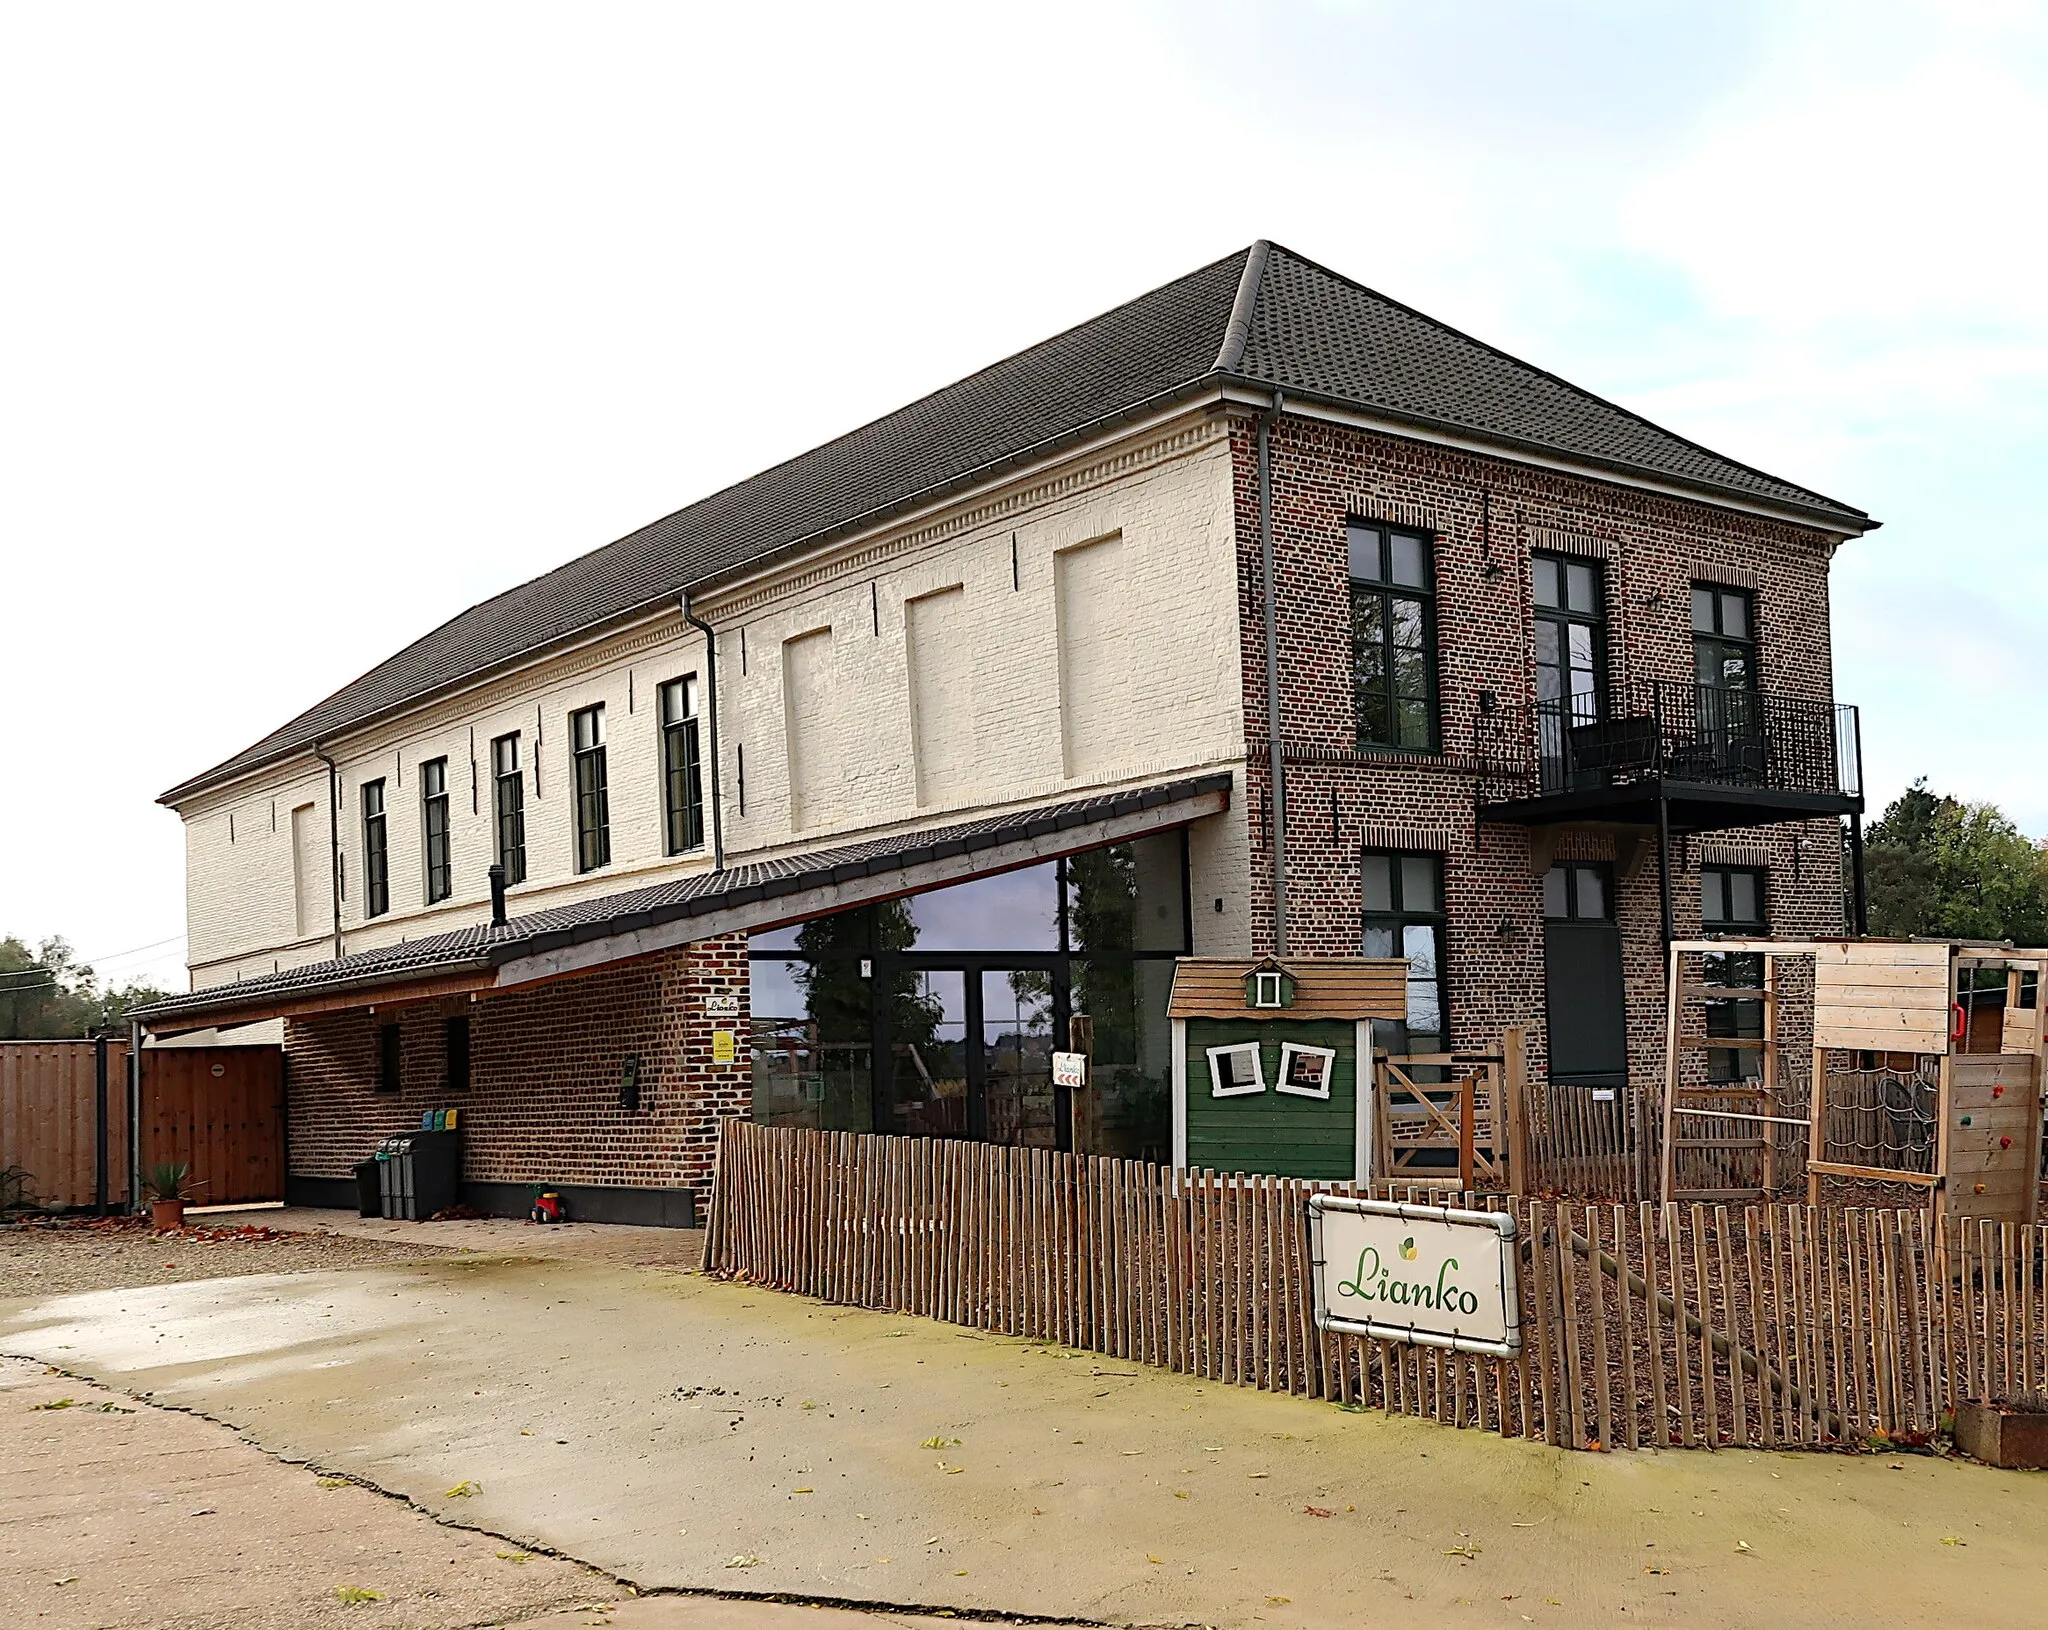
[1309,1195,1521,1356]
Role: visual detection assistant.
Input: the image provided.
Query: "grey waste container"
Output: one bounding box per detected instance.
[376,1130,463,1221]
[353,1157,382,1217]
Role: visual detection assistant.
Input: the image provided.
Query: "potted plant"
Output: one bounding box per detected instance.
[143,1161,193,1232]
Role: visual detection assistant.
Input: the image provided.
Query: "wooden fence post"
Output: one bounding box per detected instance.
[1503,1027,1529,1197]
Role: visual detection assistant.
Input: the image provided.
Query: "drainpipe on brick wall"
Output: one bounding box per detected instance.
[312,743,343,959]
[1258,390,1289,956]
[680,593,726,872]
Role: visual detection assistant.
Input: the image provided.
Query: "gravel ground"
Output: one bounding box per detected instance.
[0,1215,455,1299]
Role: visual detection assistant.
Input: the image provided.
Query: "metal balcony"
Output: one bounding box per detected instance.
[1476,680,1864,833]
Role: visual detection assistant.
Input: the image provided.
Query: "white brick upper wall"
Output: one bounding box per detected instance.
[175,409,1252,989]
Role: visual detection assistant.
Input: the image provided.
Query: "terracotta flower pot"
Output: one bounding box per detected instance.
[151,1199,186,1232]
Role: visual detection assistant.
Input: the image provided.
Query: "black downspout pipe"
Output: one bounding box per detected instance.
[1848,812,1868,936]
[680,593,726,872]
[488,862,508,928]
[1258,392,1289,956]
[93,1032,109,1215]
[312,743,343,960]
[1656,792,1674,948]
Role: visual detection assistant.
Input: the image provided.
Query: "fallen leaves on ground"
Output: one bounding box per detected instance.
[335,1586,383,1604]
[1304,1505,1333,1518]
[29,1398,76,1411]
[444,1480,481,1498]
[920,1436,962,1449]
[1444,1544,1482,1559]
[725,1555,761,1569]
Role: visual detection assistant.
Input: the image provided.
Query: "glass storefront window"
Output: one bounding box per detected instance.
[1065,832,1186,953]
[746,829,1190,1154]
[1069,957,1175,1161]
[900,863,1059,952]
[748,957,874,1131]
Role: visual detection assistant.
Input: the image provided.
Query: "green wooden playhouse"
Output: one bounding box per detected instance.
[1169,956,1408,1181]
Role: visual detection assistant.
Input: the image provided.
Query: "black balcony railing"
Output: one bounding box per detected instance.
[1478,681,1862,803]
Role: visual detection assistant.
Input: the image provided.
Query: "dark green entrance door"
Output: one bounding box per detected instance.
[1542,862,1628,1088]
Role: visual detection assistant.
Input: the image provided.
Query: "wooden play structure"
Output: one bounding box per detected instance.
[1168,956,1405,1183]
[1661,938,2046,1230]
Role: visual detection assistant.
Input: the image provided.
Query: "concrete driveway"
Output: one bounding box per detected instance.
[7,1231,2048,1628]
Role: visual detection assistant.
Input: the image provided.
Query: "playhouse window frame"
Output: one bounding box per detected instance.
[1206,1041,1266,1098]
[1276,1042,1336,1100]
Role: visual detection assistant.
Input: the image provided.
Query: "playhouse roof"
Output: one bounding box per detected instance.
[1166,957,1407,1023]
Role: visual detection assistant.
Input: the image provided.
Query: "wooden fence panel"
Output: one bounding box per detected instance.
[139,1047,285,1205]
[705,1121,2048,1454]
[1,1041,130,1208]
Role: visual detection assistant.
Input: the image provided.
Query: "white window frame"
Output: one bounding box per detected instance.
[1206,1041,1266,1098]
[1252,970,1285,1008]
[1275,1042,1336,1100]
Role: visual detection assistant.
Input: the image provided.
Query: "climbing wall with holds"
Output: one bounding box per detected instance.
[1938,1053,2042,1230]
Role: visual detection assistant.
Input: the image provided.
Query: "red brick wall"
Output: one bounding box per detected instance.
[285,932,750,1199]
[1230,412,1848,1089]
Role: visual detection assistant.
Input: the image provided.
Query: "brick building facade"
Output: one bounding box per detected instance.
[138,240,1872,1224]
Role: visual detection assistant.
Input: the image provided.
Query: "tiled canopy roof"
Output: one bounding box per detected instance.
[133,774,1231,1027]
[163,242,1869,804]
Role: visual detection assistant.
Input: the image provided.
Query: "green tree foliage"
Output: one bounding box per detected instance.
[0,936,168,1040]
[1863,782,2048,945]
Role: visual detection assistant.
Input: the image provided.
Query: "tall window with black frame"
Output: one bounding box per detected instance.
[421,757,451,903]
[361,779,389,919]
[1347,521,1437,752]
[1360,851,1446,1059]
[660,675,704,855]
[571,704,610,872]
[1701,864,1768,1083]
[1692,584,1759,768]
[1533,553,1607,786]
[491,733,526,885]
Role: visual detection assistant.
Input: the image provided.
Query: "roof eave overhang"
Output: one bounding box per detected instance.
[137,773,1234,1032]
[1211,377,1876,539]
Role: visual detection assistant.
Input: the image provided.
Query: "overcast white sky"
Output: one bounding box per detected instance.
[4,0,2044,994]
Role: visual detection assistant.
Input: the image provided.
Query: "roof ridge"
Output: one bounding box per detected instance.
[1248,241,1867,520]
[1212,239,1271,374]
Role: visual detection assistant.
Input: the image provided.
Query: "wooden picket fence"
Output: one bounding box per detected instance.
[705,1119,2048,1450]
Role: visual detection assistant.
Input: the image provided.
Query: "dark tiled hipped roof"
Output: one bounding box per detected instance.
[133,775,1232,1026]
[164,243,1870,803]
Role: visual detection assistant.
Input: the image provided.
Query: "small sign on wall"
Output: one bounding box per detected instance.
[711,1028,737,1065]
[1310,1194,1521,1357]
[1052,1051,1088,1089]
[705,994,740,1018]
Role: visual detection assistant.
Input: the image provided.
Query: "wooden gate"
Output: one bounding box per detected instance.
[140,1047,285,1205]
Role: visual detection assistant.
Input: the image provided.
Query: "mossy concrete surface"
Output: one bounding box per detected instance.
[7,1255,2048,1628]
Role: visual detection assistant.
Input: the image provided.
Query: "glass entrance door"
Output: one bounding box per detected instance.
[979,969,1057,1147]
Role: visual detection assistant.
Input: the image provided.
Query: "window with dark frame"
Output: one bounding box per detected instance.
[660,675,704,855]
[1692,584,1757,695]
[421,757,451,904]
[491,733,526,885]
[1347,521,1437,752]
[361,779,390,919]
[1543,862,1612,922]
[1533,552,1607,731]
[571,703,610,872]
[1701,863,1768,1082]
[444,1015,471,1093]
[377,1022,401,1093]
[1361,850,1446,1056]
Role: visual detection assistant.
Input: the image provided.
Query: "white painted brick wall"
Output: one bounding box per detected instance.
[176,415,1253,989]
